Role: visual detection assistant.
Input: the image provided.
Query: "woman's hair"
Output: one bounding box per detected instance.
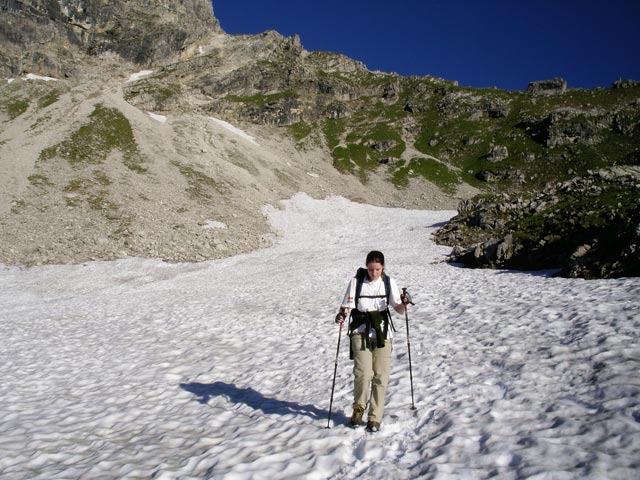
[365,250,385,266]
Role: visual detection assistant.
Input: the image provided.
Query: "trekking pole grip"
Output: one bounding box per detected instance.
[402,287,415,306]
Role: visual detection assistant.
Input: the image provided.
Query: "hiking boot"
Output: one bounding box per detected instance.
[365,421,380,433]
[350,404,365,427]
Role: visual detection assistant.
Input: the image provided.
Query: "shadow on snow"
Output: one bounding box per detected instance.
[180,381,349,425]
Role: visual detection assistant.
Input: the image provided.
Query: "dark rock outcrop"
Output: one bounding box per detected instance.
[435,167,640,279]
[526,77,567,95]
[613,79,640,89]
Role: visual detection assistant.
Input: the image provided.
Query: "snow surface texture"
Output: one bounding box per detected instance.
[1,194,639,479]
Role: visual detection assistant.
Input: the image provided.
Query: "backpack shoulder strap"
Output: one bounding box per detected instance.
[355,268,392,307]
[383,273,391,305]
[354,267,367,307]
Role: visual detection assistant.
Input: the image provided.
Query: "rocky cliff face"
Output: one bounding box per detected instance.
[0,0,220,77]
[122,30,394,126]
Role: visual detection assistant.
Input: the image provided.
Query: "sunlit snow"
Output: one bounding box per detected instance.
[23,73,58,82]
[1,194,638,479]
[126,70,154,83]
[209,117,259,145]
[202,220,227,230]
[147,112,168,123]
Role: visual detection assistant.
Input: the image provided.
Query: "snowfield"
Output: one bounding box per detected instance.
[1,194,639,479]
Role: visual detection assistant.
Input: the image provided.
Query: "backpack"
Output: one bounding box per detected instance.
[349,268,396,358]
[354,267,391,308]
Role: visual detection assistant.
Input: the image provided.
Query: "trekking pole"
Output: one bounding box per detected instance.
[326,310,346,428]
[402,288,417,410]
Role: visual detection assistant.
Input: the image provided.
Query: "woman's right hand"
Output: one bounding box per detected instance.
[335,307,348,324]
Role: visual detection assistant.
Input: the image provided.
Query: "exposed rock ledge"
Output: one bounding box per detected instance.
[434,167,640,279]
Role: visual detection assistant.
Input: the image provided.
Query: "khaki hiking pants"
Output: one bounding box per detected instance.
[351,333,392,423]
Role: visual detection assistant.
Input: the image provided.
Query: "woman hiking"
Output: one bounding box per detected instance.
[335,250,409,432]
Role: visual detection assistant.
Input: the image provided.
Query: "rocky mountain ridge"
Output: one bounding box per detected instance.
[1,1,639,276]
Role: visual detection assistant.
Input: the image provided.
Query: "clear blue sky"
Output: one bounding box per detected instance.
[212,0,640,91]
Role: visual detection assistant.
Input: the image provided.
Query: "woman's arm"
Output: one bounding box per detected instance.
[389,277,408,314]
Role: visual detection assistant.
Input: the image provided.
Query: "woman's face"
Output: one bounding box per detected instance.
[367,261,384,281]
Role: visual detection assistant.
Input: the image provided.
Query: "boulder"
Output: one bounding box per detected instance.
[364,139,398,151]
[612,79,640,89]
[526,78,567,95]
[483,98,511,118]
[487,145,509,162]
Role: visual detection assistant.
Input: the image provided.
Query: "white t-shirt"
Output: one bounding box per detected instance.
[341,274,402,339]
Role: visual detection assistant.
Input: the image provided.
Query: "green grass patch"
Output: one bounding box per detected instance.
[155,84,181,104]
[329,121,406,181]
[30,114,51,130]
[171,161,222,200]
[332,143,372,176]
[355,71,397,90]
[63,178,90,207]
[307,51,345,65]
[288,121,314,142]
[10,199,27,214]
[123,80,181,106]
[316,70,358,87]
[363,123,406,157]
[63,176,117,211]
[38,91,59,109]
[64,178,88,193]
[87,190,118,211]
[6,98,29,119]
[351,99,409,126]
[413,107,442,154]
[39,104,147,173]
[94,170,112,186]
[512,180,639,243]
[256,60,291,75]
[323,118,345,150]
[391,157,460,193]
[28,173,54,188]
